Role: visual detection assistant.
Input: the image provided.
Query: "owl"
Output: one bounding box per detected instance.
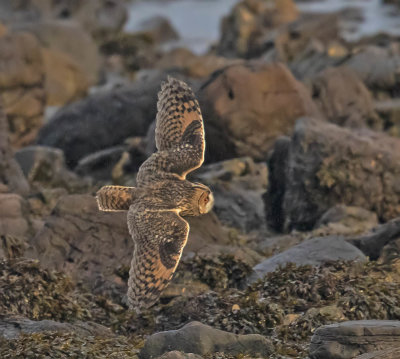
[96,77,214,311]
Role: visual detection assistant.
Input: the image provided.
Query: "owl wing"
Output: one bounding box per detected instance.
[126,202,189,311]
[136,77,205,186]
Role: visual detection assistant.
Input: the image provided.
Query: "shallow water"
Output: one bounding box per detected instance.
[297,0,400,42]
[125,0,400,55]
[125,0,238,54]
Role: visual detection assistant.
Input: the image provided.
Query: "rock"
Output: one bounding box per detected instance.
[0,31,45,147]
[275,13,341,63]
[375,99,400,137]
[135,16,179,44]
[199,62,320,162]
[355,348,400,359]
[289,38,348,80]
[309,320,400,359]
[0,193,31,259]
[28,194,132,294]
[36,74,162,168]
[193,157,268,232]
[157,352,203,359]
[15,145,85,190]
[349,217,400,261]
[51,0,127,35]
[311,67,381,129]
[249,236,367,283]
[140,321,272,359]
[315,205,379,236]
[218,0,299,58]
[264,136,290,231]
[0,102,29,194]
[14,19,100,84]
[344,45,400,95]
[266,118,400,231]
[41,47,89,106]
[74,146,126,181]
[185,213,230,254]
[29,194,229,293]
[0,0,127,36]
[0,315,112,340]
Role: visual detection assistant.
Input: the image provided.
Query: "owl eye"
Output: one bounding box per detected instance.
[203,196,209,204]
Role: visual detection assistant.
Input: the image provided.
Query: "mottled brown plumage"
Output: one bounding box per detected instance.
[96,77,214,312]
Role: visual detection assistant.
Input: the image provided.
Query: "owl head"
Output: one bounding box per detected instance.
[192,183,214,215]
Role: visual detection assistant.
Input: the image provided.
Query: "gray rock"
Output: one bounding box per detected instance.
[75,146,126,181]
[15,145,86,190]
[140,321,272,359]
[135,16,179,44]
[266,118,400,231]
[345,45,400,94]
[349,217,400,261]
[0,315,112,340]
[193,157,268,232]
[36,74,162,168]
[309,320,400,359]
[311,66,381,129]
[157,352,203,359]
[249,236,366,282]
[355,348,400,359]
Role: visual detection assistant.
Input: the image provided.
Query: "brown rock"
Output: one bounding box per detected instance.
[30,194,230,292]
[200,62,320,162]
[0,22,6,37]
[218,0,299,58]
[0,193,31,259]
[41,47,89,106]
[311,67,381,129]
[0,32,45,147]
[14,20,100,84]
[0,102,29,194]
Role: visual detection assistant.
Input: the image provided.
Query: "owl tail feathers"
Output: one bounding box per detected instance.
[96,185,137,212]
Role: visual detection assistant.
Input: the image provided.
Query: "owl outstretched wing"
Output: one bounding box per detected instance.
[126,202,189,311]
[136,77,205,186]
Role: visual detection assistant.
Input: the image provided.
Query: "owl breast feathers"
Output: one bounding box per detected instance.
[96,77,214,312]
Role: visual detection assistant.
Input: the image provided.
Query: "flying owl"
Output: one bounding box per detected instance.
[96,77,214,311]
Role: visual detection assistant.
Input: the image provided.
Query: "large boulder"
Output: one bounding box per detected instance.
[36,74,163,167]
[0,31,45,147]
[266,118,400,231]
[344,45,400,96]
[140,321,272,358]
[41,47,89,106]
[217,0,299,58]
[199,62,320,162]
[311,67,381,129]
[13,20,100,84]
[193,157,268,232]
[309,320,400,359]
[29,194,229,293]
[249,236,367,283]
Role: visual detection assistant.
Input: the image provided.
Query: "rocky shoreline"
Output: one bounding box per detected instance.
[1,0,400,358]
